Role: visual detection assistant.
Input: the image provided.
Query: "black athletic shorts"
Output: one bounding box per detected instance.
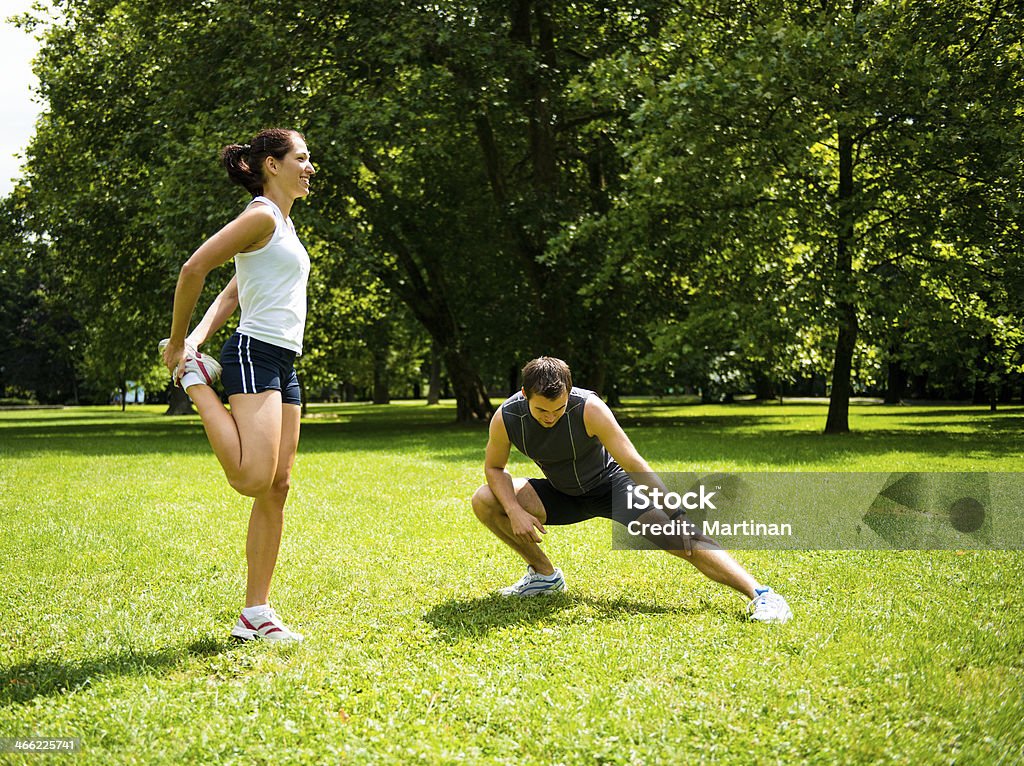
[528,466,637,526]
[220,332,302,406]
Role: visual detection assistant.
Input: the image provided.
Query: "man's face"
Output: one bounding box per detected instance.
[526,390,569,428]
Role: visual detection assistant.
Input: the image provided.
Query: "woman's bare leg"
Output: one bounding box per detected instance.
[184,385,283,497]
[245,403,301,607]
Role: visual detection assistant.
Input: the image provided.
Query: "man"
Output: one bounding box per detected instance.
[471,356,793,623]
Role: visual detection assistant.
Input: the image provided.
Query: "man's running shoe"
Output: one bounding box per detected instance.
[158,338,222,388]
[230,606,304,642]
[499,566,567,597]
[747,586,793,624]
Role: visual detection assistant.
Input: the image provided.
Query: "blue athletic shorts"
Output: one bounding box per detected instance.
[220,333,302,406]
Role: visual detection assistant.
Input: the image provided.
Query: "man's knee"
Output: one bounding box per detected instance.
[471,485,499,521]
[661,533,720,559]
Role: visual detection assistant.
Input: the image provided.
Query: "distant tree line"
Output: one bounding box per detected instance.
[1,0,1021,430]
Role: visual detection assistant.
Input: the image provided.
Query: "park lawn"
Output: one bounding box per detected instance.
[0,401,1022,765]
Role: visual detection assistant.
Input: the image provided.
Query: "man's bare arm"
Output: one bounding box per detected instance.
[583,396,653,473]
[484,409,546,543]
[584,395,693,554]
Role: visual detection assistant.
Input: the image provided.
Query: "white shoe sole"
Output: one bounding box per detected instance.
[230,619,304,642]
[749,608,793,624]
[500,582,567,597]
[230,627,304,642]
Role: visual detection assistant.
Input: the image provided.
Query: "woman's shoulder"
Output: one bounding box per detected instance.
[237,201,279,229]
[229,203,278,254]
[245,196,282,219]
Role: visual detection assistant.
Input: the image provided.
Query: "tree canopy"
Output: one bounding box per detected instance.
[3,0,1021,427]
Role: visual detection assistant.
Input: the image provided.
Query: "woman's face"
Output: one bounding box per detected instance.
[267,135,316,198]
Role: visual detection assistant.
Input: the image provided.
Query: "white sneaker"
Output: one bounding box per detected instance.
[230,607,304,642]
[747,587,793,624]
[158,339,222,388]
[178,350,222,389]
[499,566,567,597]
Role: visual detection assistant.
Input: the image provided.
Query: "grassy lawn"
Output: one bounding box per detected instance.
[0,401,1022,764]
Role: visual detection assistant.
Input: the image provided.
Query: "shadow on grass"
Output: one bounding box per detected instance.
[4,403,1021,461]
[0,636,230,708]
[0,413,485,459]
[423,592,712,642]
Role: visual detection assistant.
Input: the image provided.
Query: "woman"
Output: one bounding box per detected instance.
[161,128,315,642]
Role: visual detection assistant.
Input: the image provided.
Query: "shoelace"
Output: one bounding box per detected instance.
[514,572,535,588]
[259,609,295,635]
[747,591,772,616]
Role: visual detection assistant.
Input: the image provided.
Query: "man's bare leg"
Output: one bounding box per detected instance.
[471,478,556,576]
[670,546,759,599]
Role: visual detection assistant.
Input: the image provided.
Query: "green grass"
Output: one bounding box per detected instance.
[0,401,1022,765]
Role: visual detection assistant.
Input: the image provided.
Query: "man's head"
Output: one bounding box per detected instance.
[521,357,572,428]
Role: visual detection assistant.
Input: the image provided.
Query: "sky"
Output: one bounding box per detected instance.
[0,0,47,197]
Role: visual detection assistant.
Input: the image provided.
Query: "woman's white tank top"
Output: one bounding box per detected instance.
[234,196,310,354]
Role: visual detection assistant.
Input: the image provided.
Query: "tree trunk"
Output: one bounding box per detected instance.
[466,1,569,346]
[582,359,606,398]
[826,310,857,433]
[350,165,490,423]
[372,345,390,405]
[972,377,987,405]
[911,372,928,399]
[426,346,442,405]
[884,357,905,404]
[444,347,493,422]
[164,384,194,415]
[987,374,999,413]
[825,116,858,434]
[605,380,622,408]
[754,373,776,401]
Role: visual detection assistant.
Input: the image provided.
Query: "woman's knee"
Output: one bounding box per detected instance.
[227,476,271,498]
[226,467,276,498]
[269,471,292,500]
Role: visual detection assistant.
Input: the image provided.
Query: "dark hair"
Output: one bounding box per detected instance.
[522,357,573,400]
[220,128,304,196]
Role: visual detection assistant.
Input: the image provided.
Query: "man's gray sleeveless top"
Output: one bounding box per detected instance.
[501,387,616,496]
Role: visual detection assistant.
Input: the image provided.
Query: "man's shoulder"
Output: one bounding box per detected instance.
[500,390,528,416]
[578,389,618,431]
[570,387,599,413]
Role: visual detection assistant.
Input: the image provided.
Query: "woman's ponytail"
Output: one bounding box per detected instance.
[220,129,301,197]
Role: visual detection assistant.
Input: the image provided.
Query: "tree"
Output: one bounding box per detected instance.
[0,191,82,403]
[16,0,1023,421]
[576,0,1024,430]
[20,0,202,406]
[296,3,681,415]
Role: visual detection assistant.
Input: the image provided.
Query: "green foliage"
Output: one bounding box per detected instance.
[0,192,82,403]
[565,0,1024,417]
[7,0,1024,421]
